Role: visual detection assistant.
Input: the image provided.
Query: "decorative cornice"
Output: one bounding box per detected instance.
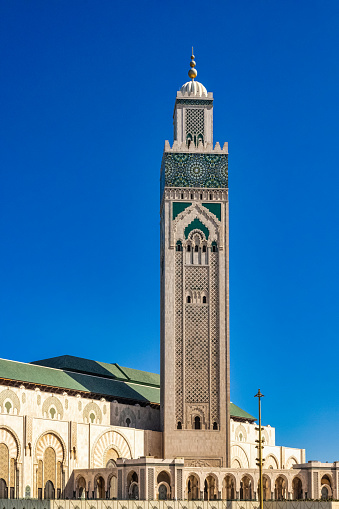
[176,99,213,106]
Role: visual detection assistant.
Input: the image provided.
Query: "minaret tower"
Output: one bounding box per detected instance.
[160,52,230,467]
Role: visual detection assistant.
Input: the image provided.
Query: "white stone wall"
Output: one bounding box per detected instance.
[0,384,162,498]
[230,419,304,470]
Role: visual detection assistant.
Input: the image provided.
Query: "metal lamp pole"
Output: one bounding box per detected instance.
[255,389,264,509]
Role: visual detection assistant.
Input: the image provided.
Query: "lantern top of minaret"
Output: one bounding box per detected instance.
[180,48,208,98]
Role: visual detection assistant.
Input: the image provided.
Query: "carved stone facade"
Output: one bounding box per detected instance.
[0,59,334,503]
[160,69,230,467]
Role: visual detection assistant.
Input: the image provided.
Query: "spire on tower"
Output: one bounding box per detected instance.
[188,47,197,81]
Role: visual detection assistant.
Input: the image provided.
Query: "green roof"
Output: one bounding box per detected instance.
[32,355,128,381]
[230,402,256,421]
[117,365,160,387]
[31,355,160,387]
[0,355,255,419]
[0,358,159,404]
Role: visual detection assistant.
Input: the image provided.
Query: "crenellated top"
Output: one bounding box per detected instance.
[164,140,228,154]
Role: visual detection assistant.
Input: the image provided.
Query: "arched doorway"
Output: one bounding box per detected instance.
[127,471,139,500]
[275,476,287,500]
[222,475,235,500]
[44,480,55,500]
[77,476,86,499]
[187,474,199,501]
[321,486,329,499]
[0,478,8,499]
[157,471,171,500]
[240,476,252,500]
[321,475,332,500]
[35,432,65,499]
[0,430,19,499]
[204,475,217,500]
[158,484,168,500]
[292,477,303,500]
[108,475,117,499]
[96,476,105,499]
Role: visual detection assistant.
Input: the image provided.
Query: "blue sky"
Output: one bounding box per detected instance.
[1,0,339,462]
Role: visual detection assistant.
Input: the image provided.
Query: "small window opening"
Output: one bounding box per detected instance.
[126,418,131,427]
[89,412,95,423]
[202,245,206,253]
[202,296,207,304]
[194,245,198,252]
[200,193,203,200]
[49,407,56,419]
[210,193,212,200]
[194,416,201,430]
[187,296,191,303]
[181,193,184,199]
[176,241,182,252]
[5,401,12,414]
[211,242,218,253]
[177,421,182,429]
[213,422,218,430]
[191,193,193,199]
[187,245,191,252]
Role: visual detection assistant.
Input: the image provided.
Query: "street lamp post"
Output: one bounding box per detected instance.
[255,389,265,509]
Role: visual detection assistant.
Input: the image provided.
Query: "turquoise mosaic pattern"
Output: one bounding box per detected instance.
[185,218,210,239]
[202,203,221,221]
[173,202,192,220]
[161,153,228,193]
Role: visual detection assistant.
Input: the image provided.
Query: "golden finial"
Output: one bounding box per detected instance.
[188,46,197,80]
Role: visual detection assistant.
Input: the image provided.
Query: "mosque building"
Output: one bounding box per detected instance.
[0,53,338,502]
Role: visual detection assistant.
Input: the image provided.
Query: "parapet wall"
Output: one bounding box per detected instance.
[2,500,339,509]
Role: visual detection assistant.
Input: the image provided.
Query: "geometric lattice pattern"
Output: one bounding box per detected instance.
[175,252,184,424]
[186,108,204,139]
[43,447,56,484]
[37,460,43,489]
[57,461,62,490]
[185,265,208,291]
[185,303,209,403]
[161,152,228,191]
[147,468,154,500]
[174,248,220,427]
[10,458,15,488]
[210,252,220,424]
[0,443,9,483]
